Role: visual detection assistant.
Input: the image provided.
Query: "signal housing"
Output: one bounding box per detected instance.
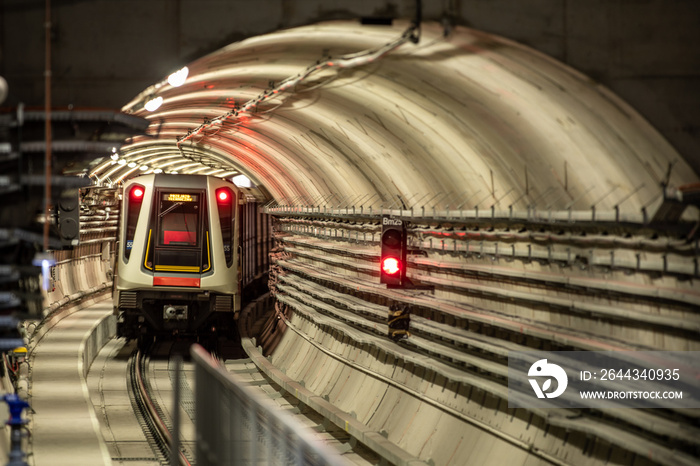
[56,189,81,248]
[380,216,407,287]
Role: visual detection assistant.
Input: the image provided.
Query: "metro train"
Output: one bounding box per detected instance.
[112,174,271,345]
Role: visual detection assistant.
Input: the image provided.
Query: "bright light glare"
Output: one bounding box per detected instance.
[231,174,252,188]
[41,259,51,290]
[118,159,127,165]
[218,190,229,202]
[168,66,189,87]
[382,257,401,275]
[153,168,163,174]
[140,165,149,171]
[110,153,119,161]
[144,96,163,111]
[132,187,144,199]
[127,162,137,168]
[32,252,55,291]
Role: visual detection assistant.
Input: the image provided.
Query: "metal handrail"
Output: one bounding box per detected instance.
[190,344,344,466]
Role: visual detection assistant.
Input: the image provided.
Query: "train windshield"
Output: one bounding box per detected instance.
[158,193,200,246]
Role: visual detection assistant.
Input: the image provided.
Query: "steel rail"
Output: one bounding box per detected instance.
[130,349,192,466]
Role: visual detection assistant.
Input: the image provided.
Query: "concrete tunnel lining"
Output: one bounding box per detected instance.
[99,19,698,215]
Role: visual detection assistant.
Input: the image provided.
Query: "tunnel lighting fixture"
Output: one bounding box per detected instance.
[110,153,119,161]
[140,165,149,171]
[32,252,55,291]
[170,171,178,174]
[153,168,163,174]
[118,159,127,165]
[167,66,189,87]
[144,96,163,112]
[231,174,252,188]
[127,162,137,168]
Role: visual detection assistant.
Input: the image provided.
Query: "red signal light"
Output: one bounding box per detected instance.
[382,257,401,275]
[218,190,229,202]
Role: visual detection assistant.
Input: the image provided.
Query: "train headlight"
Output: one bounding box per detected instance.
[131,186,145,201]
[215,187,235,266]
[124,184,146,261]
[216,188,230,203]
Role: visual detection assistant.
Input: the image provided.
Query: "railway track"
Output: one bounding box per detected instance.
[129,347,194,466]
[91,327,383,465]
[89,337,197,466]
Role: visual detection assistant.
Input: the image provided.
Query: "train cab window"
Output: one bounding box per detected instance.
[163,229,196,245]
[144,191,210,273]
[157,193,200,247]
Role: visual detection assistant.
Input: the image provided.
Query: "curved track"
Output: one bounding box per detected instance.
[90,317,383,465]
[89,338,196,466]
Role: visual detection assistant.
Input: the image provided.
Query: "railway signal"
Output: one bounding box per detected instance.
[56,189,80,248]
[380,216,407,287]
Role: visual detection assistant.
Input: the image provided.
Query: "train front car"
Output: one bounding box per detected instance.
[113,174,240,344]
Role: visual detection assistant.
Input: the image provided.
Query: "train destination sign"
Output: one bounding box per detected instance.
[163,193,198,202]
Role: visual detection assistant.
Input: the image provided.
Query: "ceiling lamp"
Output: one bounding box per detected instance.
[232,174,252,188]
[167,66,189,87]
[144,96,163,112]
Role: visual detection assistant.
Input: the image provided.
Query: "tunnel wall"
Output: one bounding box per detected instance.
[258,212,700,466]
[42,242,113,319]
[31,191,118,342]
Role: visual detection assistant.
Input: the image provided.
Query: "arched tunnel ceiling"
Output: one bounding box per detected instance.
[96,20,699,214]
